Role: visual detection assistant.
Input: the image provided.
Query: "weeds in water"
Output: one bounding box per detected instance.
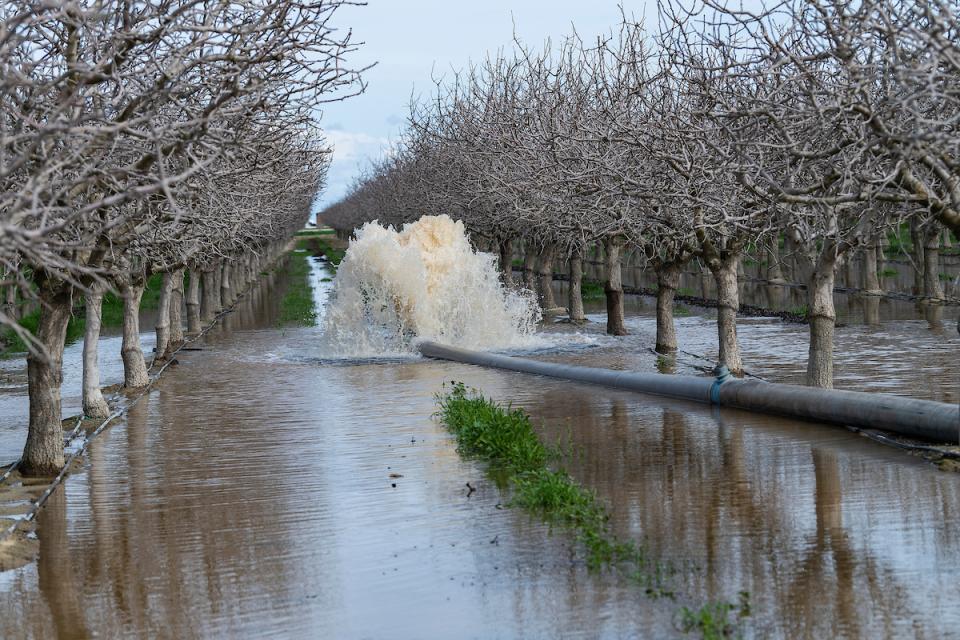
[789,304,809,319]
[436,384,665,590]
[436,383,752,636]
[674,303,692,317]
[679,592,751,640]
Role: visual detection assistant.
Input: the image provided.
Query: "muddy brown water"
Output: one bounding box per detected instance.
[0,255,958,638]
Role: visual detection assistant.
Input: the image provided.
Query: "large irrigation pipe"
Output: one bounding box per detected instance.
[418,342,959,443]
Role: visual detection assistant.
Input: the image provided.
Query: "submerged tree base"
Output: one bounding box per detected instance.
[435,383,750,638]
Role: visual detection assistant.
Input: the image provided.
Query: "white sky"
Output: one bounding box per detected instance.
[313,0,655,215]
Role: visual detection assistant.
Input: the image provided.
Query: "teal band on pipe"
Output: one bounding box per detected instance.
[710,380,722,405]
[710,365,730,405]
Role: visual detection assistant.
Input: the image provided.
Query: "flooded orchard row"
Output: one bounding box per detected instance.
[0,253,958,638]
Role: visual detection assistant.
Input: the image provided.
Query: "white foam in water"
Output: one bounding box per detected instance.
[319,215,543,357]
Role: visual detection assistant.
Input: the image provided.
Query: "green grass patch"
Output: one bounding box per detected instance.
[295,228,336,237]
[278,251,318,326]
[674,303,692,317]
[580,281,605,301]
[880,267,898,277]
[1,272,171,356]
[789,305,809,319]
[677,287,697,297]
[1,308,85,356]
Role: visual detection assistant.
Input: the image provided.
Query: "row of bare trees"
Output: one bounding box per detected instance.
[320,0,959,390]
[1,1,363,475]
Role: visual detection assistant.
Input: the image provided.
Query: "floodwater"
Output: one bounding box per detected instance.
[0,253,958,638]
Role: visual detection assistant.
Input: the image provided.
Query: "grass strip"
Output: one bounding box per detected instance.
[435,382,749,639]
[278,251,318,326]
[296,236,345,270]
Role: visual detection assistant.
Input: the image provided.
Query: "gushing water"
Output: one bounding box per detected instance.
[320,215,541,356]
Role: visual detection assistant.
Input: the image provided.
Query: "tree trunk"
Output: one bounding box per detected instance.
[710,257,743,374]
[498,239,513,286]
[843,254,856,288]
[200,269,218,323]
[655,262,682,354]
[220,263,233,307]
[806,254,839,388]
[1,275,18,321]
[923,227,945,301]
[863,295,880,326]
[766,237,786,283]
[910,220,924,295]
[862,242,882,294]
[167,268,185,354]
[213,263,224,312]
[82,287,110,418]
[120,282,149,388]
[154,273,174,364]
[22,285,73,476]
[522,248,538,293]
[537,244,558,311]
[603,236,627,336]
[186,269,202,334]
[944,229,954,249]
[568,248,586,324]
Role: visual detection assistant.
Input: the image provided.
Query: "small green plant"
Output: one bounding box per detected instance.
[789,305,809,319]
[880,267,898,277]
[680,602,736,639]
[674,303,691,317]
[679,592,751,639]
[677,287,697,297]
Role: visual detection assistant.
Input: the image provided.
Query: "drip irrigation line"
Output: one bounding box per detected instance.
[648,346,768,382]
[846,426,960,460]
[0,275,263,545]
[0,461,18,486]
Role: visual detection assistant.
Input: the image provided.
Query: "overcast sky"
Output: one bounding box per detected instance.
[314,0,653,215]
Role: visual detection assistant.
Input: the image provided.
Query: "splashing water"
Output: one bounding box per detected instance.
[319,215,542,357]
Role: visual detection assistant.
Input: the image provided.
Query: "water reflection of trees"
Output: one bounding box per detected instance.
[519,386,960,638]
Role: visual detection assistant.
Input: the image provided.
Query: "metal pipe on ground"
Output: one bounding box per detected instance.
[418,342,959,444]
